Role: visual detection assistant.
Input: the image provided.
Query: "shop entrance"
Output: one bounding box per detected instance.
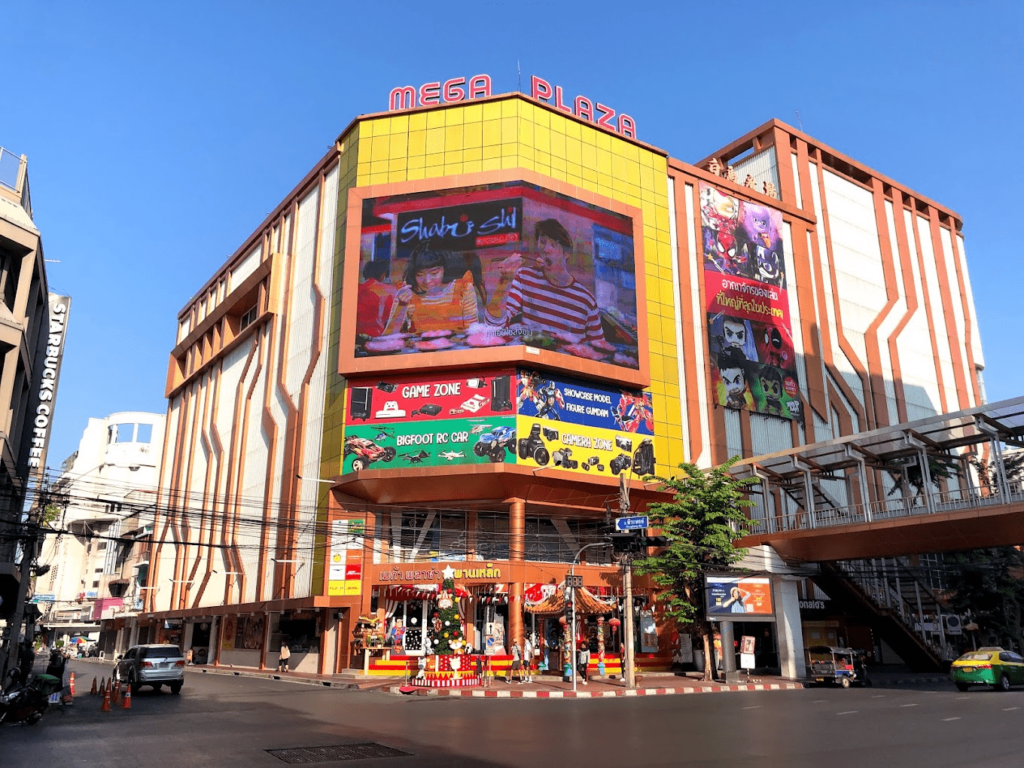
[476,602,507,656]
[191,621,212,664]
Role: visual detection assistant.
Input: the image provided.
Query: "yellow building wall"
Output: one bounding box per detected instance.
[322,95,683,484]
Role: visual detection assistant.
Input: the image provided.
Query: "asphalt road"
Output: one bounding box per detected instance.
[3,660,1023,767]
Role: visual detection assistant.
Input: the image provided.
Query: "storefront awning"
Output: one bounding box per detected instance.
[525,585,616,616]
[383,584,469,601]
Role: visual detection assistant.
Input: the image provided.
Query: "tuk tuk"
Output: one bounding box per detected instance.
[806,645,870,688]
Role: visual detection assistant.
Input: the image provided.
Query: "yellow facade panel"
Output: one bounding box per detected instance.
[425,127,445,155]
[463,121,482,149]
[408,130,426,157]
[426,110,446,129]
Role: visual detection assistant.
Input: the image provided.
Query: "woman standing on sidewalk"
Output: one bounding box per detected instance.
[577,642,590,685]
[278,640,291,673]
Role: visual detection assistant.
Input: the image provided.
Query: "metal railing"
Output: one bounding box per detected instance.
[753,482,1024,535]
[0,147,21,190]
[835,558,951,660]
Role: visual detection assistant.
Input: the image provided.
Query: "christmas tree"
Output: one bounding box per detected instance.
[428,568,464,655]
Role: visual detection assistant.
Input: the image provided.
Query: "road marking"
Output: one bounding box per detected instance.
[943,717,961,721]
[956,696,971,700]
[900,704,918,708]
[1003,707,1019,711]
[836,710,858,715]
[812,699,828,703]
[742,706,761,710]
[871,695,886,698]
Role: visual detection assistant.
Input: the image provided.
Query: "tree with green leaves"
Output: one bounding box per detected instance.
[634,457,757,681]
[945,547,1024,653]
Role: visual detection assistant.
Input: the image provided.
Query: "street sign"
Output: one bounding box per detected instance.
[615,516,648,531]
[565,574,583,589]
[30,593,56,604]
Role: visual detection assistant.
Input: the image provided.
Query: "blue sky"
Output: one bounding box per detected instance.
[5,1,1021,467]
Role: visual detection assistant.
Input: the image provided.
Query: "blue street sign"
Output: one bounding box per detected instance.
[615,516,648,531]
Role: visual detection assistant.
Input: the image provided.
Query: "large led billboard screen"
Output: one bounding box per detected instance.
[700,183,802,421]
[705,575,774,619]
[342,367,655,478]
[354,181,640,369]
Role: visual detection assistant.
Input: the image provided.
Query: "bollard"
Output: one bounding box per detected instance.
[90,676,98,695]
[101,684,111,712]
[69,672,76,696]
[122,686,132,710]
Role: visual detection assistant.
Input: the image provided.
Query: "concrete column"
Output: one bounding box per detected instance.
[774,576,806,680]
[720,621,738,682]
[208,617,218,666]
[509,499,525,647]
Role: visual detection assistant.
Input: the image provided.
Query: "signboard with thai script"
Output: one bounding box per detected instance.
[700,184,801,421]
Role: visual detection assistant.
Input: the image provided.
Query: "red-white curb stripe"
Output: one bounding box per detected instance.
[383,682,804,698]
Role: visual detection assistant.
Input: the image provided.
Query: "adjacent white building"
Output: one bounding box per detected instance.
[37,411,165,647]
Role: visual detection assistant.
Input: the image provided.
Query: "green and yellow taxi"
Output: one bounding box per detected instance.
[950,647,1024,691]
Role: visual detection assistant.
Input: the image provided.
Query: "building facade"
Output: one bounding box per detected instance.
[36,412,165,651]
[142,92,984,678]
[0,144,68,653]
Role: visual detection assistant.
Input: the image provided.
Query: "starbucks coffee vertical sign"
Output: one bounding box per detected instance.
[26,294,71,472]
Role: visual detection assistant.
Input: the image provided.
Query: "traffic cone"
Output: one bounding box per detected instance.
[90,677,97,695]
[113,683,122,706]
[69,672,76,696]
[101,684,111,712]
[122,686,131,710]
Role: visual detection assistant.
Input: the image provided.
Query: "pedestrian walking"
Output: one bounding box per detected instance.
[278,641,291,673]
[523,635,534,683]
[186,648,194,666]
[509,639,523,683]
[577,642,590,685]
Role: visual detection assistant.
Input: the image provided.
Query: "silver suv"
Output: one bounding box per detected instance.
[113,645,185,694]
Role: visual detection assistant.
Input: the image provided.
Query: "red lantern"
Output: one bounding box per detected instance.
[559,615,567,625]
[609,618,621,629]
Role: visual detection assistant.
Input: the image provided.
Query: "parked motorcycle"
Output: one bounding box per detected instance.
[0,671,64,728]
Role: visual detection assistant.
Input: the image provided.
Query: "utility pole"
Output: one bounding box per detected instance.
[619,474,636,689]
[5,520,40,672]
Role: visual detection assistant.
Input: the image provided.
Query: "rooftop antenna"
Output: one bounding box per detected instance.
[795,110,803,132]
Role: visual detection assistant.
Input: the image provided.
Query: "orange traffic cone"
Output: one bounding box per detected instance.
[122,686,132,709]
[90,677,97,695]
[101,684,111,712]
[69,672,76,696]
[113,683,122,706]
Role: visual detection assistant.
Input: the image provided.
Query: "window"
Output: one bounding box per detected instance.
[92,580,99,588]
[239,304,258,331]
[114,423,135,443]
[136,423,153,444]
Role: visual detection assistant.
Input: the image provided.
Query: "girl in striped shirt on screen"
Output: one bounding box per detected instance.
[385,245,480,334]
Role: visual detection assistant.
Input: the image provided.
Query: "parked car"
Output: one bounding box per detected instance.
[113,645,185,694]
[950,647,1024,691]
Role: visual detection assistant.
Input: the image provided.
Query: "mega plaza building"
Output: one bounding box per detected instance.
[125,80,985,678]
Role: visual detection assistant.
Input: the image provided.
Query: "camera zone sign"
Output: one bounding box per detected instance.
[386,73,636,139]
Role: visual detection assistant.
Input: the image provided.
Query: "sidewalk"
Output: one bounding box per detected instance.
[72,658,802,699]
[70,657,953,699]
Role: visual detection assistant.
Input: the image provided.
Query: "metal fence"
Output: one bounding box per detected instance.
[754,482,1024,535]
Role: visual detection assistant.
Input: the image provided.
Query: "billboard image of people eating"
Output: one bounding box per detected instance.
[354,181,640,369]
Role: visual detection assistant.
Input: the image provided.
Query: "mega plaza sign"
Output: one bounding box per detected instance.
[388,74,636,138]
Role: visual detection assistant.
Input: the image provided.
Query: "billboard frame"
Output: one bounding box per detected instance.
[704,573,776,623]
[338,168,650,390]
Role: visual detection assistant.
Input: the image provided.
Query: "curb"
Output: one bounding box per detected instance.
[191,667,362,690]
[381,682,805,699]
